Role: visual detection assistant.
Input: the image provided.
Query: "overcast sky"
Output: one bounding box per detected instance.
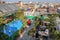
[1,0,60,3]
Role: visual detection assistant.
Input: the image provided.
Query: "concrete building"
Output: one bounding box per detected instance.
[0,0,6,4]
[35,4,40,9]
[55,17,60,33]
[57,7,60,14]
[49,7,57,13]
[38,8,47,12]
[24,11,35,16]
[23,4,29,10]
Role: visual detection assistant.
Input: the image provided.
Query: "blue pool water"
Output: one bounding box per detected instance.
[4,20,23,36]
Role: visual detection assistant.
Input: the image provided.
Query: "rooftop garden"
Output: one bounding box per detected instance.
[0,9,27,40]
[28,14,60,40]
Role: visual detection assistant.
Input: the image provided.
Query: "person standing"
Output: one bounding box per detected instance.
[27,19,31,26]
[43,27,49,40]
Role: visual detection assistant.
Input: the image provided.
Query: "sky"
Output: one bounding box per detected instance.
[1,0,60,3]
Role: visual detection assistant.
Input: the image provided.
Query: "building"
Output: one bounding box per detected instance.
[49,7,57,13]
[38,8,47,12]
[23,4,28,10]
[24,11,34,16]
[55,17,60,33]
[0,3,18,17]
[16,1,23,8]
[35,4,41,9]
[0,0,6,4]
[57,7,60,14]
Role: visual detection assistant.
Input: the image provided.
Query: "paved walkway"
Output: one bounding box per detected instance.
[17,20,36,40]
[17,20,54,40]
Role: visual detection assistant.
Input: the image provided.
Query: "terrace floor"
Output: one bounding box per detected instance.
[17,20,35,40]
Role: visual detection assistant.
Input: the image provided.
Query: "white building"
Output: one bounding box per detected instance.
[49,3,54,8]
[24,11,34,16]
[41,4,48,7]
[55,17,60,33]
[35,4,40,8]
[34,11,40,16]
[57,7,60,14]
[24,11,40,16]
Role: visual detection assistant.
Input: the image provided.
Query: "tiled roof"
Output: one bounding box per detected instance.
[0,3,18,17]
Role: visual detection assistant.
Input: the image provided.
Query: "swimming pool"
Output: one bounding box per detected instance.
[3,20,23,36]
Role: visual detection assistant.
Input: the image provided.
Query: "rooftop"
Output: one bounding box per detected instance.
[0,3,18,17]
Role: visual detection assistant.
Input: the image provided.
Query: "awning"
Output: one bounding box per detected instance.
[40,15,49,20]
[25,16,36,19]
